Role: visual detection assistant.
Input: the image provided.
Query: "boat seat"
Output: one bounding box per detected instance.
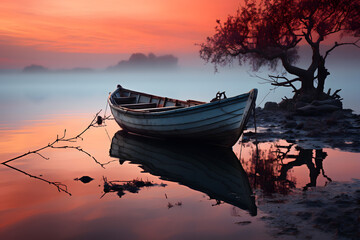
[113,97,137,105]
[138,106,185,112]
[121,103,157,109]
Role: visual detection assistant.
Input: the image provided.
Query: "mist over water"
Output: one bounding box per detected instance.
[0,65,359,240]
[0,65,359,128]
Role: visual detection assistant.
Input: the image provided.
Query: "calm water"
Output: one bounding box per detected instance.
[0,70,359,239]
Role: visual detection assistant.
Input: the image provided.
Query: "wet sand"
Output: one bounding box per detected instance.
[243,106,360,239]
[258,179,360,239]
[245,107,360,152]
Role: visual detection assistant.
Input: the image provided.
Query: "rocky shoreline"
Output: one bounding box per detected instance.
[244,101,360,153]
[242,101,360,239]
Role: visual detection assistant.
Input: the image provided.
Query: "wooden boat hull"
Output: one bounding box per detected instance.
[109,87,257,147]
[109,130,257,216]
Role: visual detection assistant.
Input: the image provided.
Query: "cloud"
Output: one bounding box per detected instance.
[0,0,241,54]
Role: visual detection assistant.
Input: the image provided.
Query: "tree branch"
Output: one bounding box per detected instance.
[269,75,300,93]
[280,55,307,77]
[324,39,360,60]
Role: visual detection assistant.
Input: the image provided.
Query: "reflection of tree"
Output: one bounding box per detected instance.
[240,144,296,196]
[279,147,332,190]
[241,142,332,194]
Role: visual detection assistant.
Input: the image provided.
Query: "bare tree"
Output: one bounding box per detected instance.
[200,0,360,102]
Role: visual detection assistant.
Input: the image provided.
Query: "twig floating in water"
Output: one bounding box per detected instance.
[1,110,104,165]
[1,110,114,195]
[101,177,166,199]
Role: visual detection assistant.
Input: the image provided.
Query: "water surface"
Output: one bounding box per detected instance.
[0,71,359,239]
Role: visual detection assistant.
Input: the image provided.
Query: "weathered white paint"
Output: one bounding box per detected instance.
[109,87,257,147]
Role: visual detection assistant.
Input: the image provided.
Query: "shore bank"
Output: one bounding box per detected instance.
[242,104,360,239]
[257,179,360,239]
[245,106,360,153]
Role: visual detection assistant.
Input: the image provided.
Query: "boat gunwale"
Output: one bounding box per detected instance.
[108,88,256,117]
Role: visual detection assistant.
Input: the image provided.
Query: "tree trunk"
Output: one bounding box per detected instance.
[300,78,315,93]
[316,56,329,99]
[294,74,316,102]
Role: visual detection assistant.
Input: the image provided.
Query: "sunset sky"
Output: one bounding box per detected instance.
[0,0,243,69]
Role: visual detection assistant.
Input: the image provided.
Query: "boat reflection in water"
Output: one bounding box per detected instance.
[110,130,257,216]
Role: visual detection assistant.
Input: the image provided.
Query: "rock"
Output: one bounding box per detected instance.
[298,199,324,207]
[285,114,294,120]
[255,107,262,112]
[295,122,304,129]
[330,110,345,120]
[325,118,337,126]
[311,99,342,109]
[306,130,322,137]
[264,102,279,111]
[315,104,341,112]
[296,93,314,103]
[295,101,308,109]
[74,176,94,183]
[296,212,312,220]
[296,105,318,115]
[277,226,299,236]
[279,99,296,111]
[284,121,297,128]
[296,104,340,115]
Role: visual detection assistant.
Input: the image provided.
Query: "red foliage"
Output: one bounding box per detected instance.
[200,0,359,91]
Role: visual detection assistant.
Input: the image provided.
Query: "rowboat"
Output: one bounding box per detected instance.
[108,85,257,148]
[110,130,257,216]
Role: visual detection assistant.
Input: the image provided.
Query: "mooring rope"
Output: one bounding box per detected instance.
[253,102,260,189]
[104,93,110,118]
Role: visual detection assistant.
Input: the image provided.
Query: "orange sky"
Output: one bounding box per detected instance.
[0,0,243,68]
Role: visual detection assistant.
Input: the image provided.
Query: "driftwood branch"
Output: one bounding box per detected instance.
[101,176,166,199]
[1,110,103,165]
[1,110,115,195]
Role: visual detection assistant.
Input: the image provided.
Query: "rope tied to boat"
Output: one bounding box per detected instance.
[104,92,111,119]
[253,102,260,188]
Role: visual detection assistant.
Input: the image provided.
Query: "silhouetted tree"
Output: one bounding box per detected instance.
[200,0,360,101]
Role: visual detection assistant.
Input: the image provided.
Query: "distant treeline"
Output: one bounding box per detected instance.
[23,64,49,73]
[22,65,93,73]
[22,53,178,73]
[107,53,178,71]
